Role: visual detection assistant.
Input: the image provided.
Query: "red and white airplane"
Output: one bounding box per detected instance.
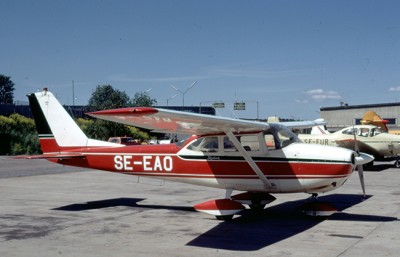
[26,89,373,220]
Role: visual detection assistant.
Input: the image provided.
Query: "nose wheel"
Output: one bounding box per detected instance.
[309,193,318,201]
[395,156,400,168]
[298,193,338,217]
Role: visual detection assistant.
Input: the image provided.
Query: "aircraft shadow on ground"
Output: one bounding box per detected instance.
[53,194,397,251]
[52,197,195,212]
[187,194,398,251]
[363,163,395,172]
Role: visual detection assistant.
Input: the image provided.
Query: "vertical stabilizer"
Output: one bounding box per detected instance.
[311,125,330,135]
[28,89,119,153]
[361,110,389,132]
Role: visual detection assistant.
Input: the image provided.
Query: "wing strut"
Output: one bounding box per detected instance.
[224,129,275,190]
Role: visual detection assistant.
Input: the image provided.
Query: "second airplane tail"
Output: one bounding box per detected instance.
[310,125,330,135]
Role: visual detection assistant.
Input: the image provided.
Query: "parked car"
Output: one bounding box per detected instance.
[108,137,140,145]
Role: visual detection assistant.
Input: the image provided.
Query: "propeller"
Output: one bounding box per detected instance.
[352,126,370,198]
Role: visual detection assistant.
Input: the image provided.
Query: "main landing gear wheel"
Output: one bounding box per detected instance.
[249,197,267,211]
[249,203,266,211]
[231,192,276,211]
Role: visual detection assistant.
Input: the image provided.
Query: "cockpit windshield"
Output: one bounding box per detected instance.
[371,127,384,136]
[267,124,301,149]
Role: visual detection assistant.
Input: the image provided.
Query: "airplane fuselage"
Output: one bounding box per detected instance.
[299,127,400,159]
[49,135,356,194]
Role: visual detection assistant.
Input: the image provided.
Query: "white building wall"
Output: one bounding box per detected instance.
[320,104,400,131]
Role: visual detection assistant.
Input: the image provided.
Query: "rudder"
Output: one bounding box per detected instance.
[28,88,119,153]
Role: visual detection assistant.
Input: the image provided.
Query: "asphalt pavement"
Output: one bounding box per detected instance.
[0,156,399,257]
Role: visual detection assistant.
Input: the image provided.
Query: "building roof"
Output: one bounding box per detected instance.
[321,102,400,111]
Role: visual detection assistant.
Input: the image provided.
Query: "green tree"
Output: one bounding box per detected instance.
[130,91,157,107]
[86,85,151,140]
[88,85,130,111]
[0,75,15,104]
[76,118,94,135]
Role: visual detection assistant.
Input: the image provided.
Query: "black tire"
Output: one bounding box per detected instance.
[216,215,233,221]
[249,204,265,211]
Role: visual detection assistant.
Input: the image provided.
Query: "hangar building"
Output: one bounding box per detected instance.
[320,102,400,132]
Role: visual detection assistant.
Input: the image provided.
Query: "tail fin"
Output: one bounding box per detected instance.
[311,125,330,135]
[361,110,389,132]
[28,89,119,153]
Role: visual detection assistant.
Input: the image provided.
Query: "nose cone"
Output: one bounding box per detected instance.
[354,152,374,166]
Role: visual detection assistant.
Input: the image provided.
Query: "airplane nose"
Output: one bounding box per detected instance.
[354,152,374,166]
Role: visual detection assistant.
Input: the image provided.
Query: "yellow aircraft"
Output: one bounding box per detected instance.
[299,124,400,167]
[361,110,400,135]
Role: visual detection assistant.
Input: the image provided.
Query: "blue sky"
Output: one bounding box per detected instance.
[1,0,400,119]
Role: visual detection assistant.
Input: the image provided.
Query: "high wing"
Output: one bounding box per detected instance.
[87,107,270,135]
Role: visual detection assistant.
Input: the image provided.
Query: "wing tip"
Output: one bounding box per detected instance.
[87,107,158,116]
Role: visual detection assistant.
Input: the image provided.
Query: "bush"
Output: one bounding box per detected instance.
[0,114,41,155]
[0,114,151,155]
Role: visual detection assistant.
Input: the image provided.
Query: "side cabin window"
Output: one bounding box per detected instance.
[185,129,299,155]
[341,127,375,137]
[264,133,278,150]
[223,137,238,152]
[186,134,264,154]
[371,127,383,136]
[342,128,357,135]
[358,128,370,137]
[236,135,261,152]
[187,136,219,152]
[222,134,262,152]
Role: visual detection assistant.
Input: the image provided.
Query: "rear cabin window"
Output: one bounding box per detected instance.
[222,135,262,153]
[264,134,277,150]
[223,137,237,152]
[236,135,261,151]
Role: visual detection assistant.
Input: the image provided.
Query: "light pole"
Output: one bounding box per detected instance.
[166,94,177,106]
[170,81,197,106]
[72,80,74,107]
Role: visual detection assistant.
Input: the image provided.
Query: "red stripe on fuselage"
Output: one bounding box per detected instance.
[54,144,353,180]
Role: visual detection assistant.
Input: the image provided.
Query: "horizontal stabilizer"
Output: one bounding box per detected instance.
[17,153,86,160]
